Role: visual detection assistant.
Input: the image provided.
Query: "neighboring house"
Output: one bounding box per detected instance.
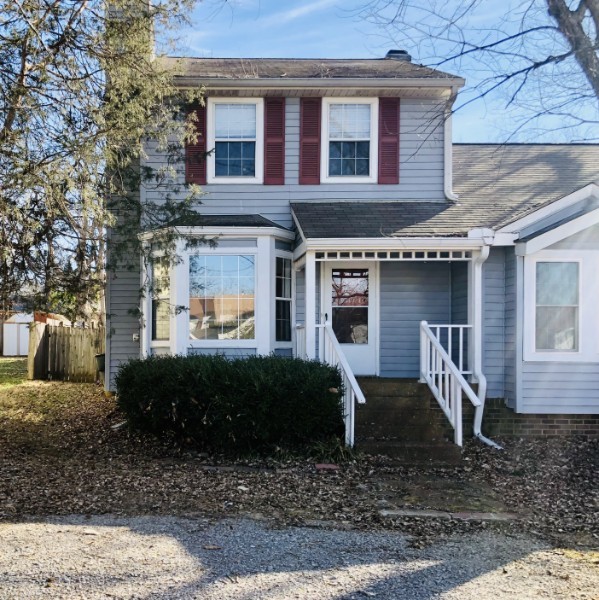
[105,51,599,445]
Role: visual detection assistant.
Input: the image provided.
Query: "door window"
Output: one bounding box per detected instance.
[331,268,369,344]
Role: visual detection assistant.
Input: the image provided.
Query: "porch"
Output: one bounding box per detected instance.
[292,242,493,449]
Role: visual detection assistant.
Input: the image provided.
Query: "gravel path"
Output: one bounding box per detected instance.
[1,516,597,599]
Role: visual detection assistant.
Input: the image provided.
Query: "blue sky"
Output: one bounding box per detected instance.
[176,0,597,143]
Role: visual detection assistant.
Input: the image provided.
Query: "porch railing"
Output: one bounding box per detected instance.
[295,323,306,360]
[420,320,481,446]
[427,324,472,375]
[317,322,366,447]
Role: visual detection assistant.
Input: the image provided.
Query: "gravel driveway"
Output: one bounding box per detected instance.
[1,516,597,599]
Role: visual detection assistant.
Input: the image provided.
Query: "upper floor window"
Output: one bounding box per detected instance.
[321,98,378,184]
[207,99,264,184]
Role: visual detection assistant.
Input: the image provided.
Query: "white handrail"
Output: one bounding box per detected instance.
[420,320,480,446]
[317,322,366,447]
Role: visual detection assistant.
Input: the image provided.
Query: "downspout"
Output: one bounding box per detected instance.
[472,244,503,449]
[444,91,460,202]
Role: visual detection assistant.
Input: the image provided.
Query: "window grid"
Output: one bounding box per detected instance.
[151,258,170,342]
[328,103,371,178]
[275,257,292,342]
[214,103,257,178]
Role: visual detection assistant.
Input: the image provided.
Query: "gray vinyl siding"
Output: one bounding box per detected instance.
[450,262,468,324]
[521,363,599,413]
[106,239,141,389]
[504,248,518,408]
[379,262,451,378]
[482,248,505,398]
[141,97,446,230]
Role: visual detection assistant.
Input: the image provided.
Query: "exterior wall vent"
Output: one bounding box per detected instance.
[385,49,412,62]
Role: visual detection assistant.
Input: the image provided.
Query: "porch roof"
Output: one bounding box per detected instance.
[291,201,472,238]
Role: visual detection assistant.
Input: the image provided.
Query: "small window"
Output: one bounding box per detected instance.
[275,257,292,342]
[151,258,170,341]
[322,99,377,183]
[535,262,579,351]
[208,99,264,184]
[215,104,256,177]
[189,255,255,341]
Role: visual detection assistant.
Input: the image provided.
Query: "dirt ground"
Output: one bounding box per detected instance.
[0,357,597,551]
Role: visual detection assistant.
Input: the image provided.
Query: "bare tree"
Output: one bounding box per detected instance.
[358,0,599,140]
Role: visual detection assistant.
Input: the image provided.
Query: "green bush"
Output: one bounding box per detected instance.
[115,354,345,454]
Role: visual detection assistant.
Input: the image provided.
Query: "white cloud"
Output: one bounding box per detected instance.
[261,0,339,27]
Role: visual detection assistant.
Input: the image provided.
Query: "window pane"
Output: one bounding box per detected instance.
[215,104,256,139]
[329,104,370,139]
[329,158,342,176]
[214,141,255,177]
[151,300,170,341]
[536,307,578,351]
[535,262,579,351]
[189,255,255,340]
[332,307,368,344]
[332,269,369,306]
[536,262,578,306]
[276,300,291,342]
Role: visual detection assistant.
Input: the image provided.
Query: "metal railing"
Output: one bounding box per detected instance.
[420,320,481,446]
[317,322,366,447]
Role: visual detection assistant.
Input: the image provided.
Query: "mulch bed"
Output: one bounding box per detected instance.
[0,380,597,548]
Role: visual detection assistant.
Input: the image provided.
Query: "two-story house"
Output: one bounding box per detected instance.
[105,52,599,447]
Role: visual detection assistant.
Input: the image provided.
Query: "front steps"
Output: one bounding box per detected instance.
[355,378,463,465]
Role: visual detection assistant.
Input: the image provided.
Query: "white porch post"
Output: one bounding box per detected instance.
[305,250,316,359]
[171,239,188,356]
[256,236,274,355]
[140,248,150,359]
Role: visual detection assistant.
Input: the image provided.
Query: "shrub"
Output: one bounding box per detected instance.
[115,354,345,454]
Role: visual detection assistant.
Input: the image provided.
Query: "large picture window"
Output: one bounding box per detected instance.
[189,255,255,340]
[535,261,579,351]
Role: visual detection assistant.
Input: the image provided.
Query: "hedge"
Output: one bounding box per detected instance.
[115,354,345,454]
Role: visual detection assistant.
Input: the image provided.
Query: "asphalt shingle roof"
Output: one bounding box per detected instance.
[292,144,599,239]
[170,214,288,229]
[164,56,460,81]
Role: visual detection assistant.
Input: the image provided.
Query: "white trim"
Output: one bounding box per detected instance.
[320,98,378,184]
[273,251,294,350]
[497,183,599,235]
[206,97,264,185]
[516,206,599,256]
[302,237,484,250]
[523,250,599,362]
[256,237,273,354]
[305,251,317,359]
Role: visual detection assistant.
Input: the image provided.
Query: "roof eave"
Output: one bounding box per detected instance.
[172,76,465,91]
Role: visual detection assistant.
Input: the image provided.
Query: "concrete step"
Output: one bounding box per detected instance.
[358,395,429,411]
[356,440,463,466]
[356,377,431,398]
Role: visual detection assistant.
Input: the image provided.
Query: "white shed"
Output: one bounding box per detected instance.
[3,313,33,356]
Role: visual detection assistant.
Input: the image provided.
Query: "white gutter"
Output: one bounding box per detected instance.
[471,245,503,450]
[139,226,295,242]
[302,237,484,249]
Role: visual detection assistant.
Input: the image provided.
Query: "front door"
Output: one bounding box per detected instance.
[324,263,378,375]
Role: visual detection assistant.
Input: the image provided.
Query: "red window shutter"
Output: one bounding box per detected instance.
[185,104,207,185]
[299,98,321,185]
[264,97,285,185]
[378,98,400,184]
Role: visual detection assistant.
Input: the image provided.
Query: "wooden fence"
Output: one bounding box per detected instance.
[28,324,105,383]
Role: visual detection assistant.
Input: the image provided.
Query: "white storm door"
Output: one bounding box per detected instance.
[323,262,378,375]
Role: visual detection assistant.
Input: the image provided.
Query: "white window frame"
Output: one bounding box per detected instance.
[274,251,294,348]
[206,98,264,185]
[320,98,378,184]
[186,246,259,349]
[524,250,599,362]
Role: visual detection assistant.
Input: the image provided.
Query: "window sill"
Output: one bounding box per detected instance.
[188,339,256,348]
[206,176,263,185]
[523,351,598,362]
[321,175,376,185]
